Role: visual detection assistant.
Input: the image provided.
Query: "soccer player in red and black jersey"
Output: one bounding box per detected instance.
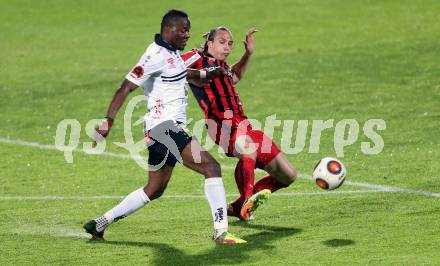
[182,27,297,220]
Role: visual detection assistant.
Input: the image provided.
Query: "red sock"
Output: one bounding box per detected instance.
[230,157,256,211]
[253,175,287,194]
[231,160,245,210]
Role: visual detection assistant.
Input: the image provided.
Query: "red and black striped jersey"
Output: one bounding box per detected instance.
[182,49,247,123]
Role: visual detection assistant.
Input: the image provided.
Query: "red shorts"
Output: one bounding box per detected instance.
[205,114,281,169]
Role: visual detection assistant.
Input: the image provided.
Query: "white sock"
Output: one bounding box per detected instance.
[204,177,228,238]
[95,187,150,232]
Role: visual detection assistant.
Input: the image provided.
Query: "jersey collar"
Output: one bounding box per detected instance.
[154,34,176,52]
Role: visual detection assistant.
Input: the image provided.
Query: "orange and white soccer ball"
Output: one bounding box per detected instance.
[313,157,347,190]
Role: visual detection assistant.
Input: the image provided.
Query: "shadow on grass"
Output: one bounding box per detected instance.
[89,224,301,265]
[321,239,355,247]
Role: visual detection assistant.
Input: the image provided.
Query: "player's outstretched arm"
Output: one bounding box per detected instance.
[186,67,227,87]
[95,79,138,139]
[231,28,258,84]
[186,69,206,87]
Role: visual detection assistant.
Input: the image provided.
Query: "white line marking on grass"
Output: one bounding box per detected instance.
[0,190,389,201]
[11,226,90,239]
[1,137,439,198]
[218,168,440,198]
[61,231,90,238]
[296,173,440,198]
[0,137,142,160]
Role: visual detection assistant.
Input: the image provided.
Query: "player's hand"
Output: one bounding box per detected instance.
[244,28,258,55]
[206,66,227,79]
[92,119,112,147]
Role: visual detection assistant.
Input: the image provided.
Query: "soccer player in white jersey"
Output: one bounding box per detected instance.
[83,9,245,244]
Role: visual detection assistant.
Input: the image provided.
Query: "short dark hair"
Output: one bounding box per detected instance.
[161,9,188,31]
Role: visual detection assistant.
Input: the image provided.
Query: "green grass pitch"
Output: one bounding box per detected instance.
[1,0,439,264]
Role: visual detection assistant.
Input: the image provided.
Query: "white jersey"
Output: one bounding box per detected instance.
[126,35,188,130]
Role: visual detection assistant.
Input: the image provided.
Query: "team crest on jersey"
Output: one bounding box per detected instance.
[167,57,176,68]
[130,66,144,79]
